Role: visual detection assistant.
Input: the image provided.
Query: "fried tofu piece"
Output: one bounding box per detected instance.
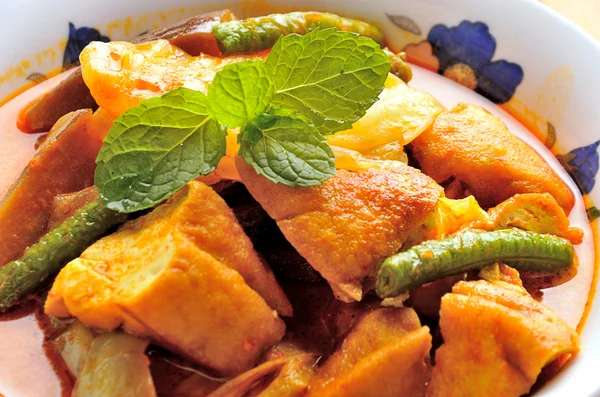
[168,181,291,315]
[45,181,287,376]
[410,103,574,213]
[47,181,291,318]
[427,280,579,397]
[308,308,431,397]
[487,193,583,244]
[237,159,442,302]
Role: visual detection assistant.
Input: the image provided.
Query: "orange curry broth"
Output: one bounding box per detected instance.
[0,10,598,392]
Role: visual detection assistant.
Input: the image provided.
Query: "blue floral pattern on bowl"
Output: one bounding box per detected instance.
[391,18,600,198]
[558,140,600,195]
[63,23,110,70]
[403,20,524,104]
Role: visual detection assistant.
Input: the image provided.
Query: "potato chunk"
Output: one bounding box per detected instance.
[308,308,431,397]
[426,280,579,397]
[237,159,443,301]
[46,181,287,376]
[410,103,574,213]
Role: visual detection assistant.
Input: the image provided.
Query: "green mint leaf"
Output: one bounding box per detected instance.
[95,87,227,213]
[266,28,391,135]
[239,107,336,187]
[208,60,275,128]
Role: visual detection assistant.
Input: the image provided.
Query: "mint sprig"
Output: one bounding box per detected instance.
[267,28,390,135]
[95,28,390,213]
[239,108,335,186]
[95,88,226,212]
[208,60,275,128]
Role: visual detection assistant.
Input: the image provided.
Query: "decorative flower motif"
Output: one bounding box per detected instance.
[386,14,422,35]
[63,22,110,70]
[26,72,47,83]
[403,20,524,104]
[586,206,600,222]
[545,122,557,149]
[557,140,600,195]
[443,63,477,90]
[427,21,523,104]
[403,41,440,73]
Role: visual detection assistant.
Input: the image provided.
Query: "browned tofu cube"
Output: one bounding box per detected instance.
[46,181,288,376]
[427,280,579,397]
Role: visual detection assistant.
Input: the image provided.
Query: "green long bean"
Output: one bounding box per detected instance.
[376,228,575,298]
[0,198,126,310]
[213,12,385,55]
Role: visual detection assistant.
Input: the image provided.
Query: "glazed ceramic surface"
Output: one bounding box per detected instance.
[1,0,599,395]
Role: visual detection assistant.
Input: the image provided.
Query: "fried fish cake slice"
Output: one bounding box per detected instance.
[427,280,579,397]
[237,158,442,301]
[410,103,574,213]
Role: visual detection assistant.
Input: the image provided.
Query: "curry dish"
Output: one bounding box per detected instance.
[0,9,589,397]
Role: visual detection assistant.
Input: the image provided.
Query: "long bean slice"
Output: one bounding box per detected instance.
[213,12,385,55]
[384,49,412,83]
[0,198,126,310]
[376,228,575,298]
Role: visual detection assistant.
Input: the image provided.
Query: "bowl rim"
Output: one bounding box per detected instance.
[0,0,599,395]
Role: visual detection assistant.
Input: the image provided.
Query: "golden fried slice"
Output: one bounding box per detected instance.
[165,181,292,315]
[427,280,579,397]
[49,232,285,377]
[46,181,288,376]
[308,308,431,397]
[410,103,574,213]
[119,234,285,376]
[237,159,443,301]
[80,40,265,117]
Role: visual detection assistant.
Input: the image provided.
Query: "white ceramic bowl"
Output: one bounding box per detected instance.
[1,0,599,395]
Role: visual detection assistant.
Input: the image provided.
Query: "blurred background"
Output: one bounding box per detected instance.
[541,0,599,40]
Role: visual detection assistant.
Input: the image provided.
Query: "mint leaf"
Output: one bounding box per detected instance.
[239,108,336,187]
[94,28,390,209]
[95,87,226,212]
[208,60,275,128]
[266,28,390,135]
